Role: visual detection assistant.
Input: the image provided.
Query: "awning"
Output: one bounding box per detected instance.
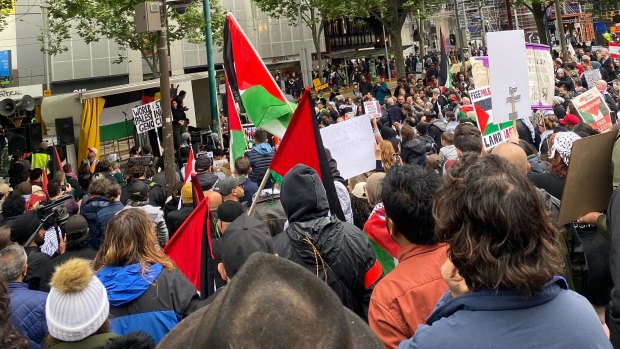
[79,72,209,101]
[325,46,413,60]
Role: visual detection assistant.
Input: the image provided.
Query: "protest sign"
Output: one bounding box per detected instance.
[487,30,532,123]
[526,43,555,109]
[242,123,256,144]
[470,56,490,88]
[131,100,163,134]
[470,85,514,150]
[583,69,602,89]
[312,78,321,90]
[363,100,381,119]
[572,87,612,133]
[557,131,616,225]
[320,114,375,179]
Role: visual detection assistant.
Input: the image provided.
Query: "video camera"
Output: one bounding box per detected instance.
[23,195,71,247]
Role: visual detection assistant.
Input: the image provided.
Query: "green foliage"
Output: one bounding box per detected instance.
[0,0,14,33]
[43,0,225,76]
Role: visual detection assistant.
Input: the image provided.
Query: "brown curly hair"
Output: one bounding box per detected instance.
[433,154,564,297]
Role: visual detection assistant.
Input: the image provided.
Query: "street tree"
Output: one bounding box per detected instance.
[0,0,14,33]
[43,0,225,78]
[512,0,553,46]
[252,0,353,78]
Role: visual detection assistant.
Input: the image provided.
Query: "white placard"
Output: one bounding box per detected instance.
[583,69,602,89]
[363,100,381,119]
[320,114,376,179]
[487,30,532,123]
[131,100,163,134]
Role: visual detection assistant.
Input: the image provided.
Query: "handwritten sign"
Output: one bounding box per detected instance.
[363,101,381,119]
[526,43,555,109]
[572,87,612,133]
[320,114,375,179]
[131,100,163,134]
[583,69,602,89]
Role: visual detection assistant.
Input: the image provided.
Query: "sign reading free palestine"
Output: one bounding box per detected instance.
[470,85,514,150]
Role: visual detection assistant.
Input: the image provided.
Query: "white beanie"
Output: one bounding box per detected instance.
[45,259,110,342]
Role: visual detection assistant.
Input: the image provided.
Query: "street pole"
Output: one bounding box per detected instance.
[40,3,52,91]
[553,0,567,59]
[478,0,486,48]
[418,0,426,57]
[297,5,310,87]
[203,0,220,140]
[505,0,514,30]
[157,13,176,196]
[453,0,466,63]
[381,23,391,80]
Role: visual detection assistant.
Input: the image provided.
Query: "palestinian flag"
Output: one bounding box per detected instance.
[364,204,399,274]
[438,29,453,88]
[223,13,295,138]
[164,174,212,297]
[225,74,247,162]
[610,42,620,59]
[268,87,345,222]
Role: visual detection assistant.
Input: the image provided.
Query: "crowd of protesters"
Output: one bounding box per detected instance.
[1,42,620,349]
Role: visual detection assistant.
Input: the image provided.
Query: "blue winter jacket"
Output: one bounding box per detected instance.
[97,263,201,344]
[399,277,612,349]
[8,282,48,349]
[80,196,111,250]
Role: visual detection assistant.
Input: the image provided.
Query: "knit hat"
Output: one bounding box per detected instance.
[549,132,581,166]
[181,182,193,204]
[216,201,245,223]
[46,259,109,342]
[156,253,383,349]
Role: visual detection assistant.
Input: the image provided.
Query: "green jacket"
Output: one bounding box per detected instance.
[51,333,118,349]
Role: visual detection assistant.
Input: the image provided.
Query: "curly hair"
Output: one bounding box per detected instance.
[2,194,25,219]
[433,154,564,297]
[379,140,395,171]
[401,125,417,143]
[542,115,559,130]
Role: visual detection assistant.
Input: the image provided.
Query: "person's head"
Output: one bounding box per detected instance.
[129,145,141,157]
[88,177,109,196]
[490,142,530,174]
[62,164,73,173]
[216,201,246,234]
[0,225,12,251]
[453,123,483,155]
[53,171,66,186]
[548,132,581,178]
[45,259,110,344]
[30,168,43,182]
[540,114,558,131]
[415,122,429,136]
[10,210,45,247]
[382,165,440,246]
[2,194,25,219]
[280,165,329,223]
[141,144,152,156]
[400,124,417,143]
[178,90,187,100]
[558,84,567,96]
[253,129,269,144]
[94,209,174,271]
[63,215,90,251]
[87,147,98,160]
[595,79,608,93]
[234,157,252,176]
[214,177,245,202]
[207,191,224,213]
[218,215,274,282]
[556,68,565,78]
[171,100,178,109]
[433,154,564,296]
[105,182,122,202]
[559,113,580,130]
[365,172,386,207]
[0,244,27,282]
[461,97,471,105]
[376,76,383,83]
[47,182,62,199]
[441,131,454,147]
[397,95,405,105]
[194,156,213,173]
[379,140,395,171]
[95,159,112,174]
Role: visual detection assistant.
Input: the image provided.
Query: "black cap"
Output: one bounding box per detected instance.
[216,201,245,223]
[195,156,212,172]
[197,172,218,191]
[221,215,273,278]
[10,211,42,245]
[214,176,245,196]
[63,215,89,246]
[129,180,150,202]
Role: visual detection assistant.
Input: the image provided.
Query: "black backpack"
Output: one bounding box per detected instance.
[421,135,439,155]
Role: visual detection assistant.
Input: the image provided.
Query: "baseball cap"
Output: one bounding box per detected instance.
[195,156,212,172]
[214,176,245,197]
[352,182,367,200]
[560,114,580,126]
[129,181,150,202]
[181,182,193,204]
[216,201,245,224]
[220,215,273,278]
[63,215,89,247]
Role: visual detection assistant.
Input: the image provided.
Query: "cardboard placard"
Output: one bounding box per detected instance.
[557,131,617,225]
[363,101,381,119]
[131,100,163,134]
[583,69,602,89]
[320,114,376,179]
[572,87,613,133]
[526,43,555,109]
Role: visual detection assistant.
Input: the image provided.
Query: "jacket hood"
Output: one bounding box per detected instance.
[280,164,329,223]
[427,276,568,325]
[253,143,273,155]
[403,139,426,155]
[97,263,163,306]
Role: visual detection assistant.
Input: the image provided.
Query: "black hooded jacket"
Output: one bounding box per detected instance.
[272,165,381,320]
[401,139,427,166]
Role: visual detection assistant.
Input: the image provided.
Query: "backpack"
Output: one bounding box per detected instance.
[421,135,439,155]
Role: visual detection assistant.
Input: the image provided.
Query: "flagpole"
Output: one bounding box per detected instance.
[247,169,270,216]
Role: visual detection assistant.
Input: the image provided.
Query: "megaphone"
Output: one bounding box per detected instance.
[0,98,15,117]
[16,95,35,112]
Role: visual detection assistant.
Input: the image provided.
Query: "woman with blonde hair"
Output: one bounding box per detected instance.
[379,140,397,171]
[94,209,201,344]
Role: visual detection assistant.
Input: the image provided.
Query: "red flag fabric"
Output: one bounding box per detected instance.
[270,89,322,179]
[41,167,48,193]
[53,144,63,173]
[163,195,210,290]
[184,147,195,183]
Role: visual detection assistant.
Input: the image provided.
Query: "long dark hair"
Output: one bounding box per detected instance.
[0,282,28,349]
[433,154,564,297]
